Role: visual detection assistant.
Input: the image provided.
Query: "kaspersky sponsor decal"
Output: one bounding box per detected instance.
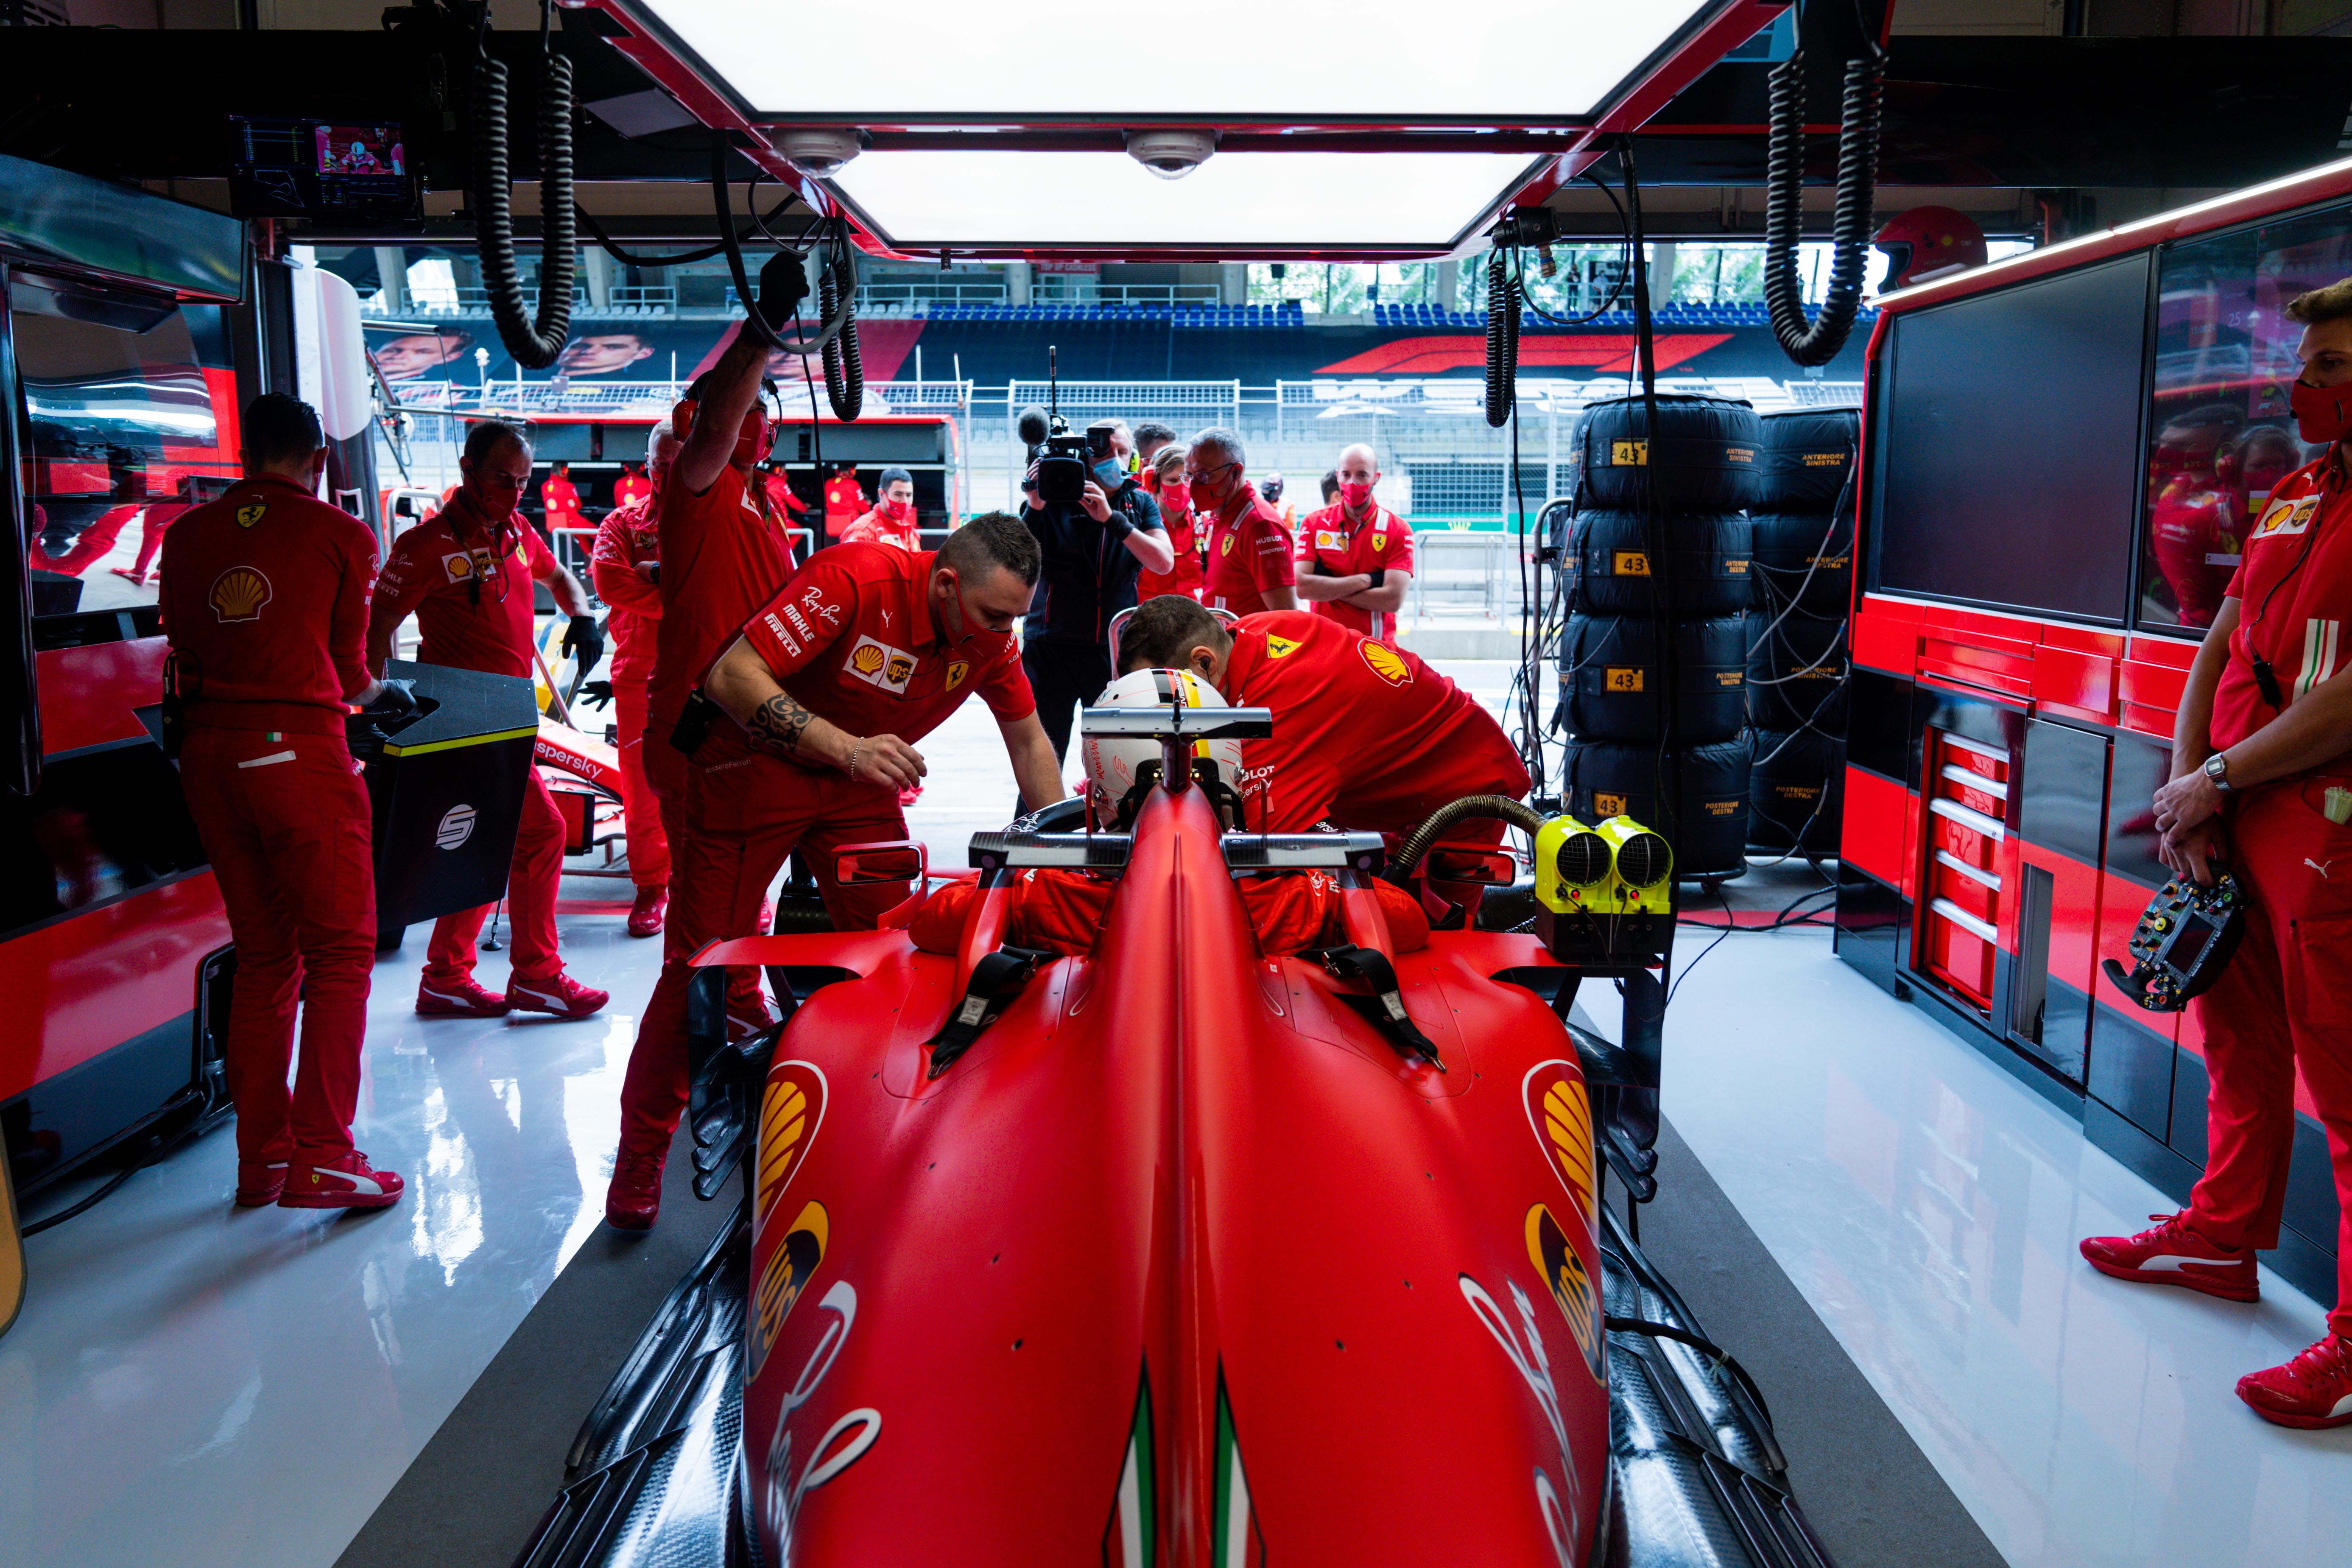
[1521,1062,1596,1225]
[751,1199,830,1382]
[844,635,915,693]
[1102,1370,1157,1568]
[1525,1204,1605,1386]
[757,1280,880,1562]
[1461,1273,1587,1568]
[755,1062,827,1230]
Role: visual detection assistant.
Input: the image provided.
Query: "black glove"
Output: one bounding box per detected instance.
[562,613,606,674]
[367,678,419,718]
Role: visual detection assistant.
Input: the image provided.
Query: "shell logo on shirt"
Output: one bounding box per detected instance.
[210,566,271,622]
[2254,493,2321,539]
[1314,530,1345,551]
[1359,638,1411,686]
[845,635,915,693]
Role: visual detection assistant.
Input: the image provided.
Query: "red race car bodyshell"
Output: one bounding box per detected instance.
[705,784,1608,1565]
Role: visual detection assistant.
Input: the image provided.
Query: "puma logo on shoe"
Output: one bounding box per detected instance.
[2139,1254,2249,1276]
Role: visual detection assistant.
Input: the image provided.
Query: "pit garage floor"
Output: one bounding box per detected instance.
[1,662,2343,1568]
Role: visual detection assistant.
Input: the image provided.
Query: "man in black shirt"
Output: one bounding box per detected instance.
[1020,418,1175,759]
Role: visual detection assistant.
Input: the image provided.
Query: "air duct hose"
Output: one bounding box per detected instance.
[819,250,864,421]
[1391,794,1548,879]
[1484,249,1520,428]
[1762,48,1884,367]
[470,52,575,369]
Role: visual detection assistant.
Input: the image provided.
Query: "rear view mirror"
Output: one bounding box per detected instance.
[835,840,926,886]
[1428,848,1518,886]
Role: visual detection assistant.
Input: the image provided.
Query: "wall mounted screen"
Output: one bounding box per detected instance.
[1870,254,2152,624]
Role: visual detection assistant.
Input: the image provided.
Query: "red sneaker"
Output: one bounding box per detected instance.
[2080,1212,2258,1302]
[606,1146,664,1230]
[509,970,610,1018]
[418,978,510,1017]
[897,782,922,808]
[235,1160,287,1207]
[280,1150,404,1210]
[627,886,667,938]
[2238,1334,2352,1429]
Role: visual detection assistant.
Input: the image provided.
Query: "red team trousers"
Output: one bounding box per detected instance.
[423,769,567,988]
[616,756,911,1161]
[613,677,671,891]
[2187,772,2352,1335]
[177,728,376,1166]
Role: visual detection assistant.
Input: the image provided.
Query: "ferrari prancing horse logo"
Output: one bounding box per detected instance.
[1265,634,1302,659]
[235,502,268,528]
[945,660,970,691]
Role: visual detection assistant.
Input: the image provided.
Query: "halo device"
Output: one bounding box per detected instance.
[2101,873,2246,1012]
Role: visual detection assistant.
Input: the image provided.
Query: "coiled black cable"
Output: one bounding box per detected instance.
[1763,47,1884,367]
[819,250,864,421]
[711,133,859,360]
[470,52,575,369]
[1483,249,1520,428]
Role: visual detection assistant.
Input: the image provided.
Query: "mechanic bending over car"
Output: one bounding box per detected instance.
[368,419,609,1021]
[604,514,1064,1231]
[2082,276,2352,1430]
[1115,593,1529,919]
[160,394,408,1211]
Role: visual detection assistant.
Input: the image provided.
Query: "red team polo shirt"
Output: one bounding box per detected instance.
[739,543,1035,744]
[370,491,558,677]
[157,475,377,735]
[822,475,867,541]
[839,505,922,552]
[652,463,796,740]
[589,492,662,681]
[1295,501,1415,638]
[1221,611,1528,834]
[2214,457,2352,760]
[1202,482,1296,616]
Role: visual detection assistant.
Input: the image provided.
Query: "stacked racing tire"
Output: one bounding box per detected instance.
[1559,394,1761,883]
[1746,407,1858,858]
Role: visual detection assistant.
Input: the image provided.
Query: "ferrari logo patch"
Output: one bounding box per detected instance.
[844,635,914,693]
[1371,533,1387,550]
[1265,634,1302,659]
[1221,534,1235,556]
[1359,639,1411,686]
[945,660,970,691]
[209,566,270,622]
[235,502,268,528]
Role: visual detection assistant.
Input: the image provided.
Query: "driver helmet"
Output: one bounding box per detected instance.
[1082,668,1245,825]
[1873,206,1989,291]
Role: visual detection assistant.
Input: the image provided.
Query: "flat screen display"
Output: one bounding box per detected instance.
[1870,254,2152,623]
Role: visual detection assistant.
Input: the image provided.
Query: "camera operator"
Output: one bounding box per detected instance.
[1019,417,1175,759]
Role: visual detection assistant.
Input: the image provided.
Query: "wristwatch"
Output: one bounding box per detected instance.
[2203,752,2234,792]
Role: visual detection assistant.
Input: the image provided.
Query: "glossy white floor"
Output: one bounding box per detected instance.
[1631,924,2352,1568]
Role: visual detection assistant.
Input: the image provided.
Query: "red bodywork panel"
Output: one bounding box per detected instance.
[7,635,229,1100]
[707,786,1610,1564]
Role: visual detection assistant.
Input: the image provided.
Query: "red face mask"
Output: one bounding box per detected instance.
[883,497,913,521]
[1339,481,1375,510]
[2291,377,2352,445]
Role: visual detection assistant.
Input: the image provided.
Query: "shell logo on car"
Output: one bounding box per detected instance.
[755,1063,827,1229]
[209,566,271,622]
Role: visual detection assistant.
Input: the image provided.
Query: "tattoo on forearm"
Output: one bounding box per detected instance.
[748,692,814,755]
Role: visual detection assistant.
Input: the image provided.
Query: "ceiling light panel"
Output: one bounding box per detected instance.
[827,151,1545,251]
[626,0,1726,121]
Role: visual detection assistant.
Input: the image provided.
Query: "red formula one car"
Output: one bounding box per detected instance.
[519,708,1830,1568]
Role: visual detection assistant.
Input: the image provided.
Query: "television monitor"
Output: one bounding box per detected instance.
[229,117,417,222]
[1869,254,2153,624]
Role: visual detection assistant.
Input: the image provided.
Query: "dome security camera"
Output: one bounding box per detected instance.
[1125,129,1219,180]
[771,128,863,177]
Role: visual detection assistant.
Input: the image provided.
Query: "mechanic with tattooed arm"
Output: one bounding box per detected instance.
[603,513,1061,1229]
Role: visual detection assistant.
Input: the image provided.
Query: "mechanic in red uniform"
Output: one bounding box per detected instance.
[541,461,583,535]
[605,514,1064,1228]
[368,419,610,1020]
[1293,442,1414,639]
[761,463,811,537]
[613,463,653,511]
[2082,279,2352,1428]
[822,461,866,545]
[157,394,405,1210]
[589,419,680,937]
[2146,405,2243,629]
[1137,445,1203,601]
[1187,427,1297,616]
[839,466,923,551]
[1116,595,1528,914]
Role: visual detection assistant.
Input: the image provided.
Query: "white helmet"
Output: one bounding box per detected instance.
[1082,667,1244,824]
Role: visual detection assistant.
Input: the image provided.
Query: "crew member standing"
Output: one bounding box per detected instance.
[606,515,1064,1228]
[1188,427,1297,617]
[1293,442,1414,638]
[822,460,866,545]
[1136,445,1203,602]
[541,460,583,535]
[589,420,680,938]
[158,394,405,1210]
[368,420,610,1019]
[841,466,923,551]
[2083,278,2352,1428]
[1117,595,1527,912]
[613,462,653,511]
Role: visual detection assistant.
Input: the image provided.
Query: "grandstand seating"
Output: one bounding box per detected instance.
[1366,302,1877,330]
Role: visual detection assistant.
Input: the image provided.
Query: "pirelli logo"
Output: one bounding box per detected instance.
[1604,667,1643,693]
[1612,550,1650,577]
